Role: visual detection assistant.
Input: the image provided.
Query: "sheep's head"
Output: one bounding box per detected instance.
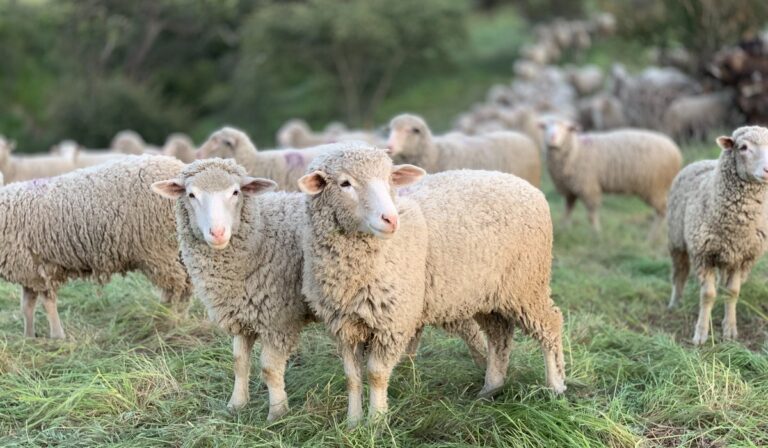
[152,158,276,250]
[387,114,432,157]
[717,126,768,183]
[277,119,311,148]
[197,127,256,161]
[0,136,15,168]
[539,118,580,149]
[50,140,81,161]
[298,145,425,239]
[111,130,145,155]
[162,133,195,162]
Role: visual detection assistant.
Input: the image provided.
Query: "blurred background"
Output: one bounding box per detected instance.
[1,0,767,150]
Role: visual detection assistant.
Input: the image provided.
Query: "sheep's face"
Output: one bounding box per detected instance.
[152,167,276,249]
[197,128,254,161]
[299,151,425,239]
[387,115,430,157]
[717,130,768,183]
[540,120,578,149]
[277,121,310,147]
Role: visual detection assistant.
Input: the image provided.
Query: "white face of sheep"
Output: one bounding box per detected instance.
[197,130,241,160]
[717,135,768,183]
[152,174,277,249]
[387,116,428,157]
[298,162,426,239]
[539,120,579,149]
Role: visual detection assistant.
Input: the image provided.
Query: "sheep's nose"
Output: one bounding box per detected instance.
[381,213,398,231]
[210,226,226,239]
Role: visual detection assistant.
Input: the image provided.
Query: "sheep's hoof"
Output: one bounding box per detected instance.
[346,416,363,430]
[49,331,66,340]
[477,384,504,400]
[722,325,738,341]
[691,332,708,346]
[226,398,248,414]
[549,381,567,394]
[267,403,289,422]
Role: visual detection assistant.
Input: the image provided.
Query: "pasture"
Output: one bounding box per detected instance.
[2,140,766,448]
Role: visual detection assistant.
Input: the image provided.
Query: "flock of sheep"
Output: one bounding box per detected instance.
[1,110,767,426]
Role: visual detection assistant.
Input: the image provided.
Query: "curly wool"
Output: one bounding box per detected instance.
[0,155,191,302]
[546,127,682,214]
[390,114,542,187]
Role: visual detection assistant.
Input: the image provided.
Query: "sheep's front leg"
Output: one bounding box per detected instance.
[692,270,716,345]
[341,341,364,428]
[583,193,602,233]
[260,341,290,421]
[41,290,65,339]
[227,334,256,412]
[722,270,742,341]
[21,288,38,338]
[366,346,401,423]
[563,194,577,228]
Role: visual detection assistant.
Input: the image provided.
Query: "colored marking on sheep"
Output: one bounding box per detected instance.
[25,178,50,192]
[284,152,306,171]
[579,135,593,145]
[398,186,414,197]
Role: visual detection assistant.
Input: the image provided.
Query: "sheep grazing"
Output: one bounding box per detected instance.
[0,155,192,339]
[540,118,682,235]
[299,147,565,426]
[0,137,81,184]
[387,114,542,187]
[667,126,768,344]
[197,126,344,192]
[162,133,196,163]
[152,156,487,421]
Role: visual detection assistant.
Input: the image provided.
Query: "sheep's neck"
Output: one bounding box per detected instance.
[545,134,580,187]
[710,153,768,238]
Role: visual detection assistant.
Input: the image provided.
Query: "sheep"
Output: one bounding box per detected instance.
[277,119,328,148]
[667,126,768,344]
[111,130,147,155]
[566,65,604,97]
[0,155,192,339]
[663,91,738,142]
[197,126,334,191]
[51,140,128,169]
[152,157,488,421]
[0,137,81,184]
[540,118,682,235]
[299,146,565,426]
[577,94,626,131]
[162,133,197,163]
[387,114,542,187]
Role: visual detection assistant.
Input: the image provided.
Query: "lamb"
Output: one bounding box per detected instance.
[162,133,197,163]
[299,146,565,426]
[197,126,343,192]
[151,157,488,421]
[0,155,192,339]
[667,126,768,344]
[540,118,682,235]
[0,137,80,184]
[387,114,542,187]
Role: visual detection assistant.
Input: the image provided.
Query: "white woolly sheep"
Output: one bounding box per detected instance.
[663,91,738,142]
[0,137,80,184]
[276,119,329,148]
[162,133,197,163]
[540,118,682,235]
[111,130,148,155]
[567,64,604,97]
[667,126,768,344]
[152,157,488,421]
[51,140,128,169]
[299,147,565,426]
[0,155,192,339]
[388,114,542,187]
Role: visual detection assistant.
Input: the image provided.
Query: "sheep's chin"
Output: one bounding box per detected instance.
[206,240,231,250]
[366,224,396,240]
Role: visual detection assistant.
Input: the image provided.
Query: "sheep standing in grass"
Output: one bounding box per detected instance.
[152,157,487,421]
[667,126,768,344]
[387,114,542,187]
[540,118,682,235]
[0,156,192,339]
[0,137,80,184]
[197,127,337,191]
[300,147,565,426]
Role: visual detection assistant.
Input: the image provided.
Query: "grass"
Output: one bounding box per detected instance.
[2,139,768,447]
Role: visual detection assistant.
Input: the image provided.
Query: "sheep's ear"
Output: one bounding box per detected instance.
[716,136,734,151]
[241,177,277,196]
[567,122,581,133]
[151,179,186,199]
[391,164,426,187]
[298,170,327,195]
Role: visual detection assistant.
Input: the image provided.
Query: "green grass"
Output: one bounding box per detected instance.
[2,139,768,447]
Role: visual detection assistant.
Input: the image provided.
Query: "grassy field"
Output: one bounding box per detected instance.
[2,139,768,447]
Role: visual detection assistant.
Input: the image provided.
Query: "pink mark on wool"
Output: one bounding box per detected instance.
[25,178,50,192]
[398,186,415,197]
[578,135,593,146]
[284,151,306,171]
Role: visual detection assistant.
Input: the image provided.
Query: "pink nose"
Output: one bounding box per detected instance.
[381,213,398,231]
[209,226,226,239]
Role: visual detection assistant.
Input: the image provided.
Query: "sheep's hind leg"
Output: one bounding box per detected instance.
[563,195,577,228]
[227,334,256,412]
[722,270,742,341]
[692,269,716,345]
[404,326,424,359]
[668,249,690,309]
[21,288,38,338]
[475,313,514,398]
[341,341,365,428]
[41,290,65,339]
[440,319,487,369]
[261,340,291,421]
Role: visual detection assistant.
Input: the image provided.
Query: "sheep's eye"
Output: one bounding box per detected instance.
[233,190,239,197]
[188,193,195,199]
[739,144,748,151]
[412,127,421,134]
[340,180,351,188]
